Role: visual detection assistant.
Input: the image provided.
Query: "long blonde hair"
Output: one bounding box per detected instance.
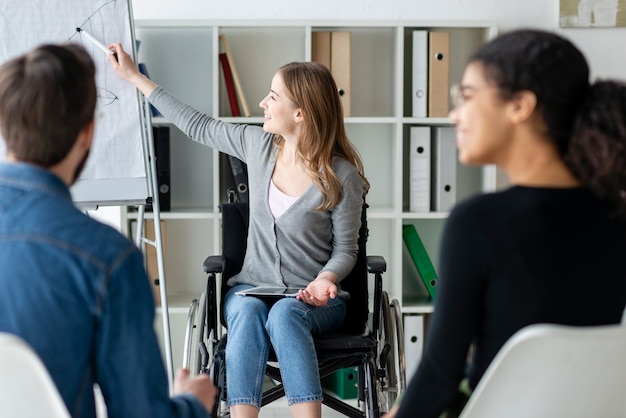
[272,61,369,210]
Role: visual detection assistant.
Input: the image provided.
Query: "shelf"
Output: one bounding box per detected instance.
[128,19,498,329]
[156,292,200,312]
[126,208,218,220]
[402,211,449,220]
[401,304,435,315]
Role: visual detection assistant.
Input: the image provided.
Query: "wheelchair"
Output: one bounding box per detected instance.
[183,192,405,417]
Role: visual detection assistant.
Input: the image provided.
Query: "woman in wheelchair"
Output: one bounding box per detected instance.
[110,44,370,418]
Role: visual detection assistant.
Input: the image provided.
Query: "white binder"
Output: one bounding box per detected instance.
[404,314,425,380]
[409,126,431,212]
[412,30,428,117]
[432,126,457,211]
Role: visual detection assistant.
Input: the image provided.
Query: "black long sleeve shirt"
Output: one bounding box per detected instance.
[397,186,626,418]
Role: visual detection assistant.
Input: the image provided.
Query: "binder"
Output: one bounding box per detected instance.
[330,31,351,117]
[402,239,430,300]
[219,53,241,117]
[409,126,431,212]
[311,31,331,70]
[219,34,251,117]
[402,224,438,300]
[227,155,249,202]
[219,153,249,202]
[311,31,351,116]
[427,31,450,117]
[432,126,457,212]
[145,220,166,306]
[404,315,425,380]
[146,126,171,212]
[412,30,428,118]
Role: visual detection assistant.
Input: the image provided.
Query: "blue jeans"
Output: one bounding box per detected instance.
[224,284,347,408]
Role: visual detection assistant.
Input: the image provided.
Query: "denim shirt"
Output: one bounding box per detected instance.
[0,163,209,418]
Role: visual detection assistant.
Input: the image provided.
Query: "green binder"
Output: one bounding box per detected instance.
[402,224,438,300]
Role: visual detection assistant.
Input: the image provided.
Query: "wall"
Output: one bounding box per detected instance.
[131,0,626,80]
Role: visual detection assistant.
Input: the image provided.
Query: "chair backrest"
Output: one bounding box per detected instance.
[218,201,369,333]
[459,323,626,418]
[0,333,70,418]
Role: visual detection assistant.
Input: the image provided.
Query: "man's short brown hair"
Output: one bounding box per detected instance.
[0,44,96,166]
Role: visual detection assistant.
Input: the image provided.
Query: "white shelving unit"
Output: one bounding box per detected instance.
[122,19,498,367]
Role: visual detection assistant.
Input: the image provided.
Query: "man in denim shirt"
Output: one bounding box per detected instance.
[0,44,215,417]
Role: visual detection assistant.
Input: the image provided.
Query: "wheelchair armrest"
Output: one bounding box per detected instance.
[367,255,386,274]
[203,255,225,274]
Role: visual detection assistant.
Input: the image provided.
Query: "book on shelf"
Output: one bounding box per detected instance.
[219,53,241,117]
[219,34,250,117]
[311,31,351,116]
[403,224,438,300]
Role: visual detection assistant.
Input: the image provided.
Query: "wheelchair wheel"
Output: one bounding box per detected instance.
[390,298,406,394]
[362,353,380,418]
[194,290,208,374]
[374,291,400,413]
[210,338,229,417]
[183,298,201,375]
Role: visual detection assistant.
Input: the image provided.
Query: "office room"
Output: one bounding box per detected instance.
[1,0,626,417]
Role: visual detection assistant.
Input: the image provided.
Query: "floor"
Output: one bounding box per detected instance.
[258,401,353,418]
[251,377,359,417]
[94,379,358,417]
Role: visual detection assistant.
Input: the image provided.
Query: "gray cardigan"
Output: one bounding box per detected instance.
[150,87,366,294]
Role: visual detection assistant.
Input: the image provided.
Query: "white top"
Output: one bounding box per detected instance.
[268,179,299,218]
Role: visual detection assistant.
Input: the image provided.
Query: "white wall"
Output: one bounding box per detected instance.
[131,0,626,80]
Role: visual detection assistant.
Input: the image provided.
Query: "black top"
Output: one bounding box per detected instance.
[397,186,626,418]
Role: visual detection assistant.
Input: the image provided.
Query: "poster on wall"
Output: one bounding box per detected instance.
[560,0,626,27]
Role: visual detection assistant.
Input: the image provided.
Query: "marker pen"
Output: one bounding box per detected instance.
[76,28,118,61]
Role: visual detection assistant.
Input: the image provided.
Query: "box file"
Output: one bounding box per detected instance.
[412,30,428,118]
[409,126,431,212]
[312,31,351,116]
[432,126,457,212]
[146,126,171,212]
[428,32,450,117]
[330,31,351,117]
[311,31,332,70]
[404,315,425,380]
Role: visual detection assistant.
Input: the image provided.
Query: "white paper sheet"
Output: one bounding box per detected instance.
[0,0,146,185]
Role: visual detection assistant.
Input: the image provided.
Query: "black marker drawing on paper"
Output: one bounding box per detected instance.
[69,0,119,106]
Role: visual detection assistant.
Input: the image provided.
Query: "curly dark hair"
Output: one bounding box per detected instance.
[470,29,626,218]
[565,81,626,217]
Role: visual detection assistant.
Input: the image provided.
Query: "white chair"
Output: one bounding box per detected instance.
[0,333,70,418]
[459,323,626,418]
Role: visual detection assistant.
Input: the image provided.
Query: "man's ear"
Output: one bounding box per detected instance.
[508,90,537,124]
[77,119,95,150]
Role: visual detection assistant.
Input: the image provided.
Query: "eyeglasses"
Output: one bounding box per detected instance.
[450,83,467,108]
[450,83,499,108]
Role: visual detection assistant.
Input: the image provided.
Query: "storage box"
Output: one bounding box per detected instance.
[321,367,358,399]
